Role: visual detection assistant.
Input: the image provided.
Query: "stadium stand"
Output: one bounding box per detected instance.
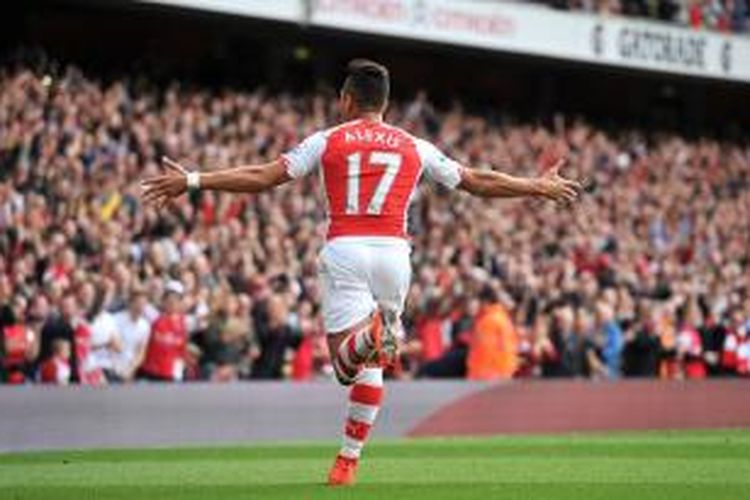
[540,0,749,33]
[1,58,748,384]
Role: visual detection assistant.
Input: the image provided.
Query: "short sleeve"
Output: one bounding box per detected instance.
[281,131,326,179]
[415,139,463,189]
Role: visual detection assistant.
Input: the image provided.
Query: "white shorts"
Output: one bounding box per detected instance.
[319,236,412,334]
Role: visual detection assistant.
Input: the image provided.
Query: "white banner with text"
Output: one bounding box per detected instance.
[142,0,750,83]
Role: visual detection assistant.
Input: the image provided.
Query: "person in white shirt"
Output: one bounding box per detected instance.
[88,297,122,380]
[112,289,151,382]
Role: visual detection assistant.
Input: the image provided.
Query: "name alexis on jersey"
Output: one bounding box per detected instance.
[344,127,401,148]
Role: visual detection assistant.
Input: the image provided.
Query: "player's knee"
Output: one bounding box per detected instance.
[332,358,359,386]
[334,370,357,387]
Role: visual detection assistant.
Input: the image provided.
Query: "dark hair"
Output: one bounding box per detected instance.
[478,285,498,304]
[341,59,390,111]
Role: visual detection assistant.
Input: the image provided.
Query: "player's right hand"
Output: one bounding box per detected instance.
[140,156,190,209]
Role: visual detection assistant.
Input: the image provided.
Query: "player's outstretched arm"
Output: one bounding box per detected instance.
[141,156,292,208]
[457,156,582,203]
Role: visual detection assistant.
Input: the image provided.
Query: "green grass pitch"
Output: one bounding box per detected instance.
[1,429,749,499]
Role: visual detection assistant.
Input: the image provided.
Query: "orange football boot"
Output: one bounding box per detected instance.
[327,454,358,486]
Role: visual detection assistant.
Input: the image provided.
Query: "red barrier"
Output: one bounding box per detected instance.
[409,380,750,436]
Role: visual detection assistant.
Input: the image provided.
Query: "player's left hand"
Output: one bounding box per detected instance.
[140,156,190,209]
[535,142,583,204]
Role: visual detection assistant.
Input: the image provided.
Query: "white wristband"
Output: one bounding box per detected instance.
[186,171,201,191]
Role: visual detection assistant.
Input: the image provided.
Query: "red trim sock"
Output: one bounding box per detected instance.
[339,367,383,460]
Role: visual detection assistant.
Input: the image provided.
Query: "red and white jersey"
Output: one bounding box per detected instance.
[281,119,462,239]
[140,314,188,381]
[722,327,750,375]
[39,355,71,385]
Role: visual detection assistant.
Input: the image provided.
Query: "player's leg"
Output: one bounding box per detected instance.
[370,240,412,365]
[319,241,383,385]
[327,359,384,486]
[326,313,382,385]
[319,241,387,486]
[325,320,384,486]
[327,240,412,486]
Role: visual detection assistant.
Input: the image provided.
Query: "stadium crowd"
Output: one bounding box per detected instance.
[1,63,749,385]
[542,0,749,33]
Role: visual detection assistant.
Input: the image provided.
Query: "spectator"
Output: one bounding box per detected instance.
[88,283,124,382]
[542,0,748,33]
[39,339,72,385]
[411,293,452,369]
[699,310,727,376]
[1,294,38,383]
[676,300,707,379]
[251,294,302,379]
[39,295,81,383]
[111,289,151,382]
[0,61,748,383]
[416,297,475,378]
[553,305,581,377]
[466,287,519,380]
[289,299,323,381]
[533,311,565,377]
[198,292,253,382]
[595,300,624,378]
[574,308,609,379]
[721,308,750,376]
[729,0,749,32]
[73,296,104,386]
[622,311,662,377]
[689,0,705,27]
[139,281,188,382]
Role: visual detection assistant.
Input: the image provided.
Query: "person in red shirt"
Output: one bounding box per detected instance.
[291,300,320,381]
[415,296,475,379]
[689,1,704,29]
[74,315,105,386]
[721,308,750,376]
[39,338,72,385]
[139,281,188,382]
[414,295,450,364]
[1,294,37,384]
